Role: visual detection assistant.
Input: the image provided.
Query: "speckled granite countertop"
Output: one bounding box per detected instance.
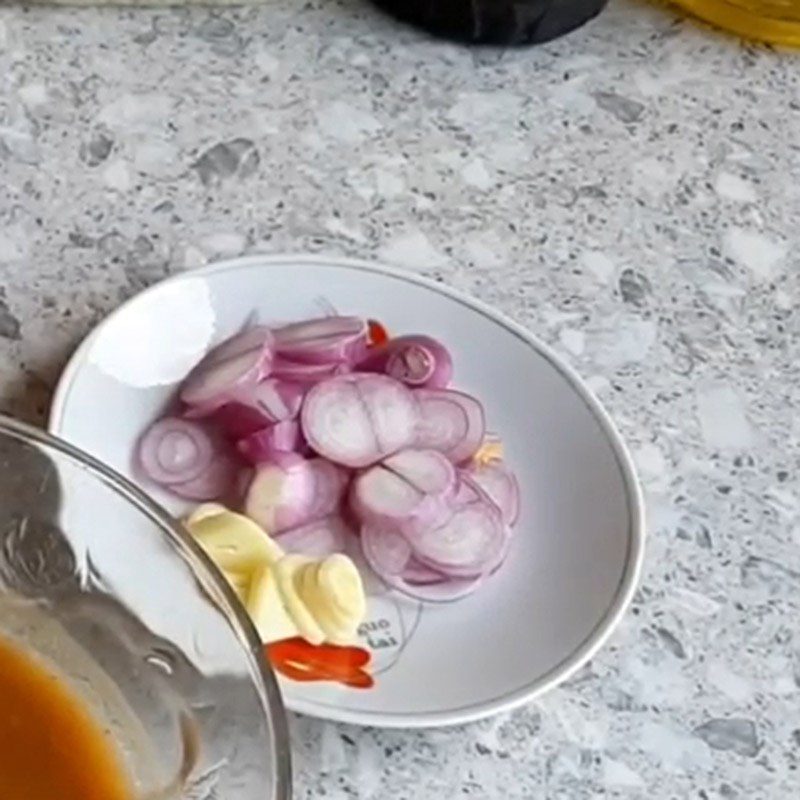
[1,1,798,797]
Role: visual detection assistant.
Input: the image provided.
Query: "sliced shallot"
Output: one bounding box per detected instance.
[169,456,238,502]
[272,316,367,365]
[137,417,216,486]
[403,482,505,578]
[360,524,483,603]
[415,389,485,464]
[270,358,346,384]
[350,449,455,533]
[465,460,520,526]
[197,401,269,440]
[401,520,514,601]
[357,335,453,388]
[180,327,273,408]
[301,374,418,468]
[134,310,520,608]
[244,454,316,534]
[360,524,412,576]
[210,325,274,362]
[275,515,351,558]
[305,458,349,521]
[191,379,306,439]
[237,421,301,464]
[400,557,447,585]
[383,448,456,495]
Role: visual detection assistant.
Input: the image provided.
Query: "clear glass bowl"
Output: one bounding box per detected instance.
[0,415,291,799]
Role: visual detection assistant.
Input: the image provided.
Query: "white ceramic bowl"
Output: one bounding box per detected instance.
[50,254,644,728]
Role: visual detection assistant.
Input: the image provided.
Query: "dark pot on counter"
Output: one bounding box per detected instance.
[372,0,608,44]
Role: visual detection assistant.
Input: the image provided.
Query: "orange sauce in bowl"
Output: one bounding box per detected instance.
[0,634,132,800]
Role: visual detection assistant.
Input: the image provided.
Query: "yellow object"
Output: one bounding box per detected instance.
[187,502,226,524]
[671,0,800,46]
[473,436,504,466]
[187,503,283,571]
[315,555,367,640]
[273,556,327,645]
[269,554,367,645]
[224,569,251,601]
[185,505,366,645]
[247,563,300,643]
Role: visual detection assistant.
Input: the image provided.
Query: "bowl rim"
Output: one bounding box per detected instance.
[50,252,646,729]
[1,413,292,795]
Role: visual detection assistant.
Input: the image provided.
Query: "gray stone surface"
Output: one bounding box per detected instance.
[1,1,798,797]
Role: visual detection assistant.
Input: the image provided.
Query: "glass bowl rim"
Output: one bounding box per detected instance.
[0,413,292,800]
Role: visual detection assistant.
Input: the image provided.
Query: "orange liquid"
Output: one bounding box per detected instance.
[0,634,133,800]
